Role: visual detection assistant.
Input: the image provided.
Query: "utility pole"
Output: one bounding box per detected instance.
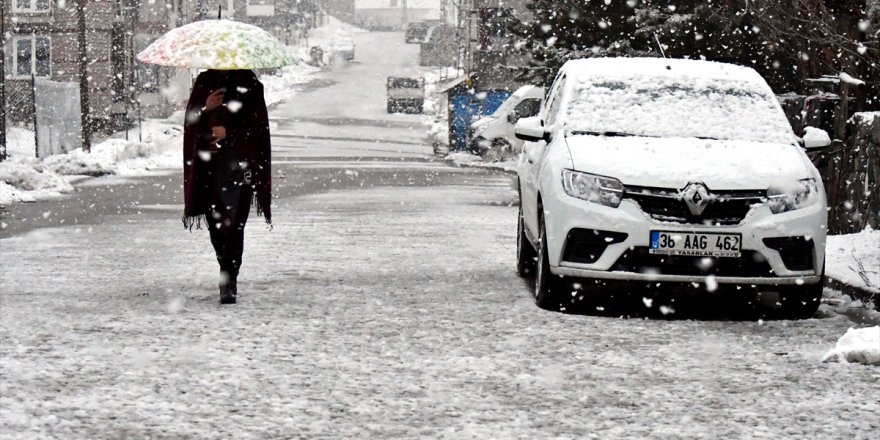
[77,0,92,152]
[401,0,408,30]
[0,0,7,161]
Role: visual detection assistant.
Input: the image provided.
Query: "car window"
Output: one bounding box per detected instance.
[544,76,566,126]
[514,98,541,118]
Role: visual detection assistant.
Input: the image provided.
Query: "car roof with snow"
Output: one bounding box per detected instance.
[556,57,794,144]
[560,57,768,84]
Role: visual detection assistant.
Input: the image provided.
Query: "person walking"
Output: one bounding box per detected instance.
[183,69,272,304]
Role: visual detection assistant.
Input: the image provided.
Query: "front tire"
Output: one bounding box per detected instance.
[778,281,824,319]
[535,217,565,311]
[516,203,537,277]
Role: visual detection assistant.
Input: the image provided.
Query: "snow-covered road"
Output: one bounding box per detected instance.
[2,170,879,438]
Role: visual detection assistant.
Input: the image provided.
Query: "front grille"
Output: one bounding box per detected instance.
[763,237,815,271]
[624,185,764,225]
[611,247,776,277]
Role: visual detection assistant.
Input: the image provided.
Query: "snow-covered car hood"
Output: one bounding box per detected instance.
[564,135,812,190]
[469,117,496,136]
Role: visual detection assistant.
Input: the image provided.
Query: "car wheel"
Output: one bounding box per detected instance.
[535,216,564,311]
[778,279,824,320]
[516,203,537,277]
[492,138,513,162]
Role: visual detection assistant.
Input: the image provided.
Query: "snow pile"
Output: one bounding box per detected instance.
[446,152,519,173]
[564,58,794,144]
[838,72,865,86]
[802,126,831,147]
[826,228,880,293]
[296,15,367,62]
[849,111,880,125]
[42,120,183,177]
[0,160,74,205]
[822,326,880,365]
[260,63,321,107]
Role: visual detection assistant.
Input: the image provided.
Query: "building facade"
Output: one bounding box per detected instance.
[354,0,439,30]
[3,0,129,132]
[460,0,531,92]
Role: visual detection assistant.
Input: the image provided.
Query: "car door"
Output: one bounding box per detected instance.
[521,75,566,237]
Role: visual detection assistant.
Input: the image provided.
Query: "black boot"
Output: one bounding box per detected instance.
[220,275,237,305]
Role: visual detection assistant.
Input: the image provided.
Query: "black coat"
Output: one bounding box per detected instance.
[183,70,272,228]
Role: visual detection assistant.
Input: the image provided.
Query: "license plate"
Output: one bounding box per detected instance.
[650,231,741,258]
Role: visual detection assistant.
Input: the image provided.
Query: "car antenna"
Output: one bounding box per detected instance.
[654,33,672,70]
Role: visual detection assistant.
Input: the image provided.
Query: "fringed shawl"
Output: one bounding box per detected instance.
[183,70,272,229]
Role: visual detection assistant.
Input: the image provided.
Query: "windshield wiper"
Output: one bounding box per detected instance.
[570,131,724,141]
[569,130,641,137]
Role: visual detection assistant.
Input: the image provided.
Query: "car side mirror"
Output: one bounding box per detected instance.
[507,112,518,124]
[801,126,832,149]
[514,117,546,142]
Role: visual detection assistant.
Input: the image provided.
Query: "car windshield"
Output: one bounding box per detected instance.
[565,76,794,144]
[490,97,521,118]
[490,89,536,118]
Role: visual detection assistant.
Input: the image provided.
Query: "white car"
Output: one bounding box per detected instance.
[469,85,544,160]
[515,58,830,318]
[331,37,355,61]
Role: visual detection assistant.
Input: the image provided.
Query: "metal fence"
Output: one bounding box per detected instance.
[2,75,82,159]
[4,76,37,158]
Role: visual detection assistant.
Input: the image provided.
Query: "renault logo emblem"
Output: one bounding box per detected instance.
[681,182,711,216]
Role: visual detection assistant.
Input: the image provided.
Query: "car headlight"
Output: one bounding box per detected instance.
[561,170,624,208]
[767,178,820,214]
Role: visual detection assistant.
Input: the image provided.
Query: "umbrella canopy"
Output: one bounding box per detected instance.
[137,19,299,69]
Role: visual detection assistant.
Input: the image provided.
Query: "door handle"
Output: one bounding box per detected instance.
[527,158,534,164]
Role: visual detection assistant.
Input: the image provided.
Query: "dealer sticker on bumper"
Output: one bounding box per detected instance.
[650,231,742,258]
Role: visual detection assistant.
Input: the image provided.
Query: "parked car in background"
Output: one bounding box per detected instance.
[469,85,544,160]
[405,22,430,43]
[331,37,355,61]
[387,77,425,114]
[515,57,831,319]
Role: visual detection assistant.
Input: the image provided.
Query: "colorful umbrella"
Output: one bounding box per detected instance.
[136,19,299,69]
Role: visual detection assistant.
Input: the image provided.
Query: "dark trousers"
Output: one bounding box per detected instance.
[207,186,253,280]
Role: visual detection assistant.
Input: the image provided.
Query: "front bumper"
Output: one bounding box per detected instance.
[544,192,827,285]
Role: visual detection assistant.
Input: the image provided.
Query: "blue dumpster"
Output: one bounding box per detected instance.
[441,77,512,152]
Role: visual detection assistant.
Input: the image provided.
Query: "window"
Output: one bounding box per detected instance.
[246,0,275,16]
[13,0,50,13]
[514,98,541,120]
[544,76,566,126]
[137,63,161,93]
[11,36,51,78]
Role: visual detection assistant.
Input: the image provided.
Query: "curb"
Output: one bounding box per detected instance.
[445,160,518,175]
[826,277,880,310]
